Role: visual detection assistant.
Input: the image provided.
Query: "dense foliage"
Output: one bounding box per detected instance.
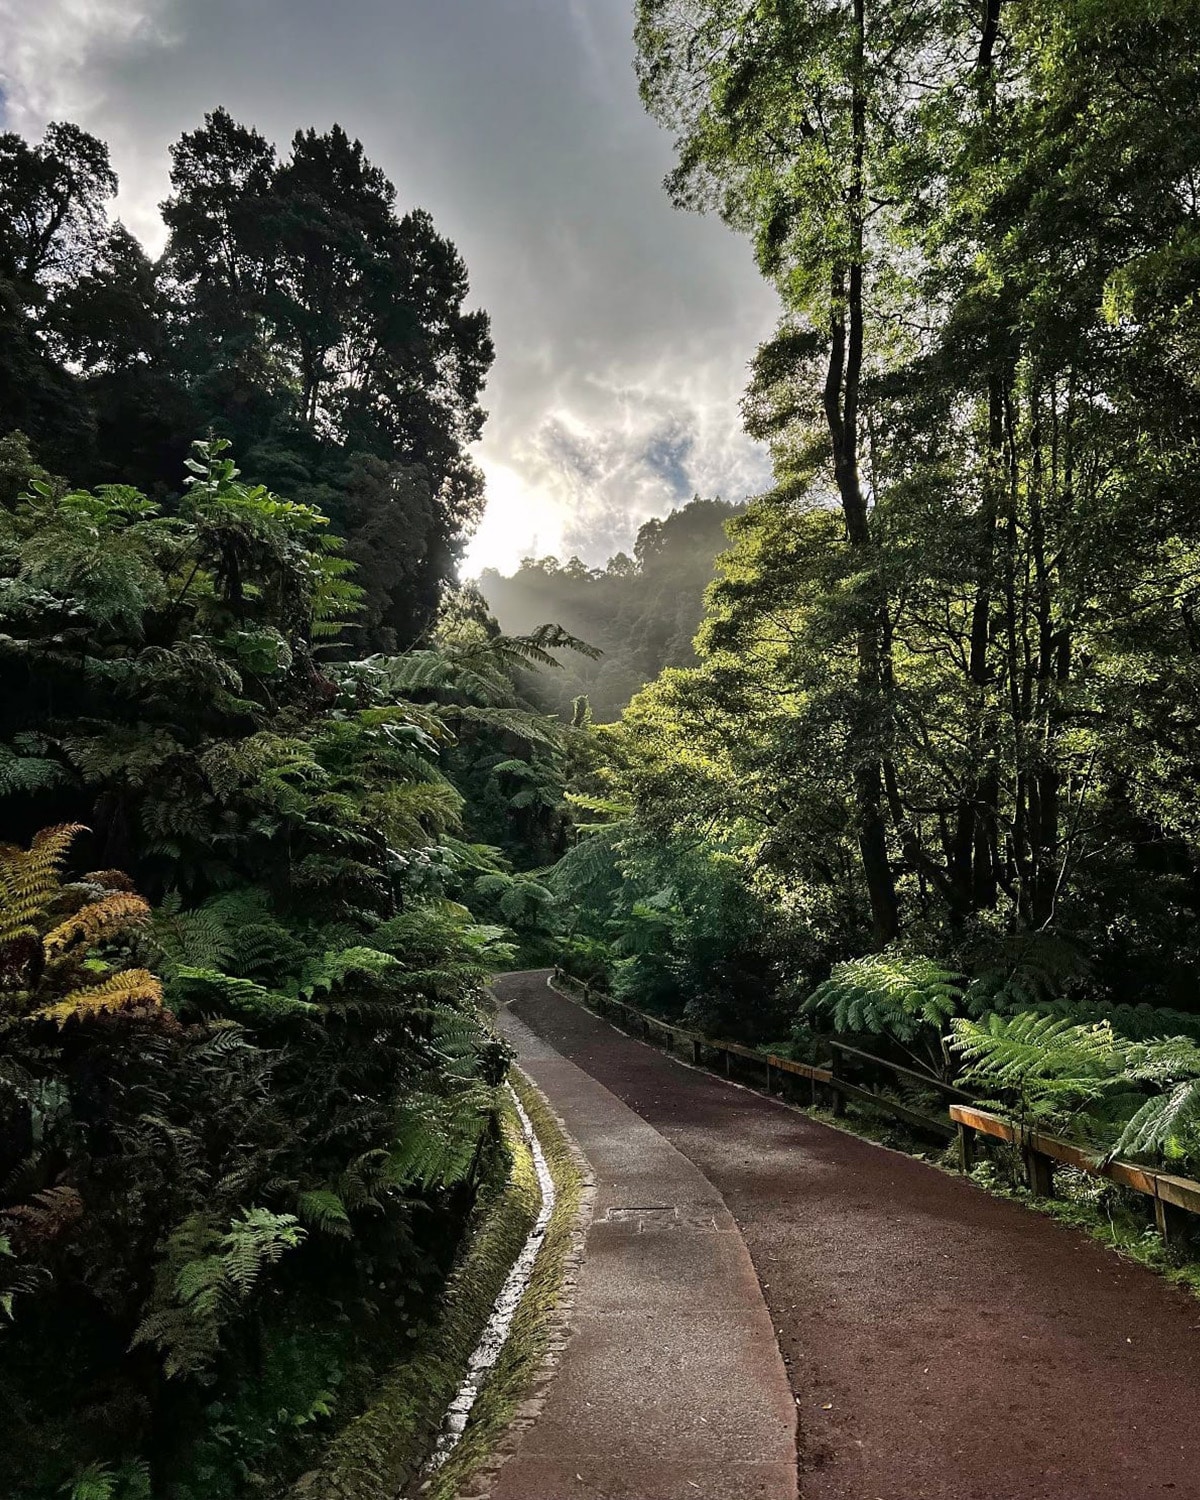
[551,0,1200,1176]
[477,497,742,720]
[0,420,585,1495]
[0,110,492,647]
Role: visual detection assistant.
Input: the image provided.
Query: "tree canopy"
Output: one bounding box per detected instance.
[1,109,494,649]
[551,0,1200,1168]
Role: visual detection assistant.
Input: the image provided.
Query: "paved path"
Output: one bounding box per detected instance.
[490,993,797,1500]
[495,971,1200,1500]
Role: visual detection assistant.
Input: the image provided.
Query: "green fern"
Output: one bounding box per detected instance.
[297,946,400,1000]
[387,1084,495,1191]
[295,1188,353,1239]
[951,1013,1122,1096]
[65,1460,150,1500]
[171,967,317,1022]
[133,1208,306,1378]
[0,742,65,796]
[804,953,965,1043]
[951,1014,1200,1160]
[1113,1037,1200,1158]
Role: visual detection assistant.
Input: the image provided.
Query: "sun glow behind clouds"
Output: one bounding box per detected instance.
[463,458,569,576]
[1,0,780,582]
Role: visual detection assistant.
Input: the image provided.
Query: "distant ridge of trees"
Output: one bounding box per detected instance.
[477,496,743,720]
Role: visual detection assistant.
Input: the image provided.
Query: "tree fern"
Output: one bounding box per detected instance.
[149,897,234,974]
[1112,1037,1200,1158]
[951,1014,1200,1159]
[1115,1078,1200,1159]
[951,1013,1121,1096]
[963,931,1090,1015]
[804,953,964,1045]
[445,704,565,749]
[548,830,620,898]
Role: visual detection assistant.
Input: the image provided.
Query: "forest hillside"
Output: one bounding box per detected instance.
[476,496,742,719]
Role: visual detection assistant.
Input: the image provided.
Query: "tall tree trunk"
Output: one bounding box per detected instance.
[820,0,899,945]
[951,369,1004,913]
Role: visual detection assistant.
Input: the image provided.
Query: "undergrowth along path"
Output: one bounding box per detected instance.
[496,971,1200,1500]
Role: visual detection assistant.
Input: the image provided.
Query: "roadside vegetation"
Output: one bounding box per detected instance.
[548,1,1200,1214]
[0,112,584,1497]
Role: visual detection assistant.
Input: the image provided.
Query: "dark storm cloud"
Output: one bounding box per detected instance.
[0,0,778,571]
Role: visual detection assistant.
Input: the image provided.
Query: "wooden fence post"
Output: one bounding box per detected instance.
[829,1055,845,1117]
[1156,1196,1183,1247]
[958,1122,977,1174]
[691,1038,702,1065]
[1023,1145,1054,1198]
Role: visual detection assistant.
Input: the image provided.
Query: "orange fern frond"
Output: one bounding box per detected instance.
[35,968,164,1026]
[0,823,89,944]
[1,1186,84,1251]
[43,893,152,959]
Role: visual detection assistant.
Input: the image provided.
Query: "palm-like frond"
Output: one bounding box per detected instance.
[805,952,964,1042]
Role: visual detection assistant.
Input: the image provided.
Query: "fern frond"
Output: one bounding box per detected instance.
[42,893,152,959]
[804,953,964,1042]
[443,704,565,749]
[295,1188,353,1239]
[171,967,316,1022]
[297,946,400,1000]
[0,823,87,943]
[0,743,66,797]
[35,968,163,1025]
[1114,1075,1200,1158]
[134,1207,305,1378]
[950,1013,1122,1089]
[386,1085,495,1191]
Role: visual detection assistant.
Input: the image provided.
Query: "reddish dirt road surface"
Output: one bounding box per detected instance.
[494,971,1200,1500]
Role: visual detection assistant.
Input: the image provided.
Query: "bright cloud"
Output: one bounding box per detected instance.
[0,0,779,573]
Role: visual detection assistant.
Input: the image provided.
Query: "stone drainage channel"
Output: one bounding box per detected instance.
[422,1082,556,1478]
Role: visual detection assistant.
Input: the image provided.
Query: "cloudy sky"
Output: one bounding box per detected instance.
[0,0,778,573]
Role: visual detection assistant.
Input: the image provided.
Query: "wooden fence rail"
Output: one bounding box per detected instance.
[550,969,1200,1246]
[951,1104,1200,1245]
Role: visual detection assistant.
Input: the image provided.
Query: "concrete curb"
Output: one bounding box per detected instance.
[452,1067,597,1500]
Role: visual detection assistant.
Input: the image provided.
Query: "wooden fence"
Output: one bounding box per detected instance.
[550,969,1200,1245]
[952,1104,1200,1246]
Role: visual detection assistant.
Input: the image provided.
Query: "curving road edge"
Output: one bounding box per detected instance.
[486,972,799,1500]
